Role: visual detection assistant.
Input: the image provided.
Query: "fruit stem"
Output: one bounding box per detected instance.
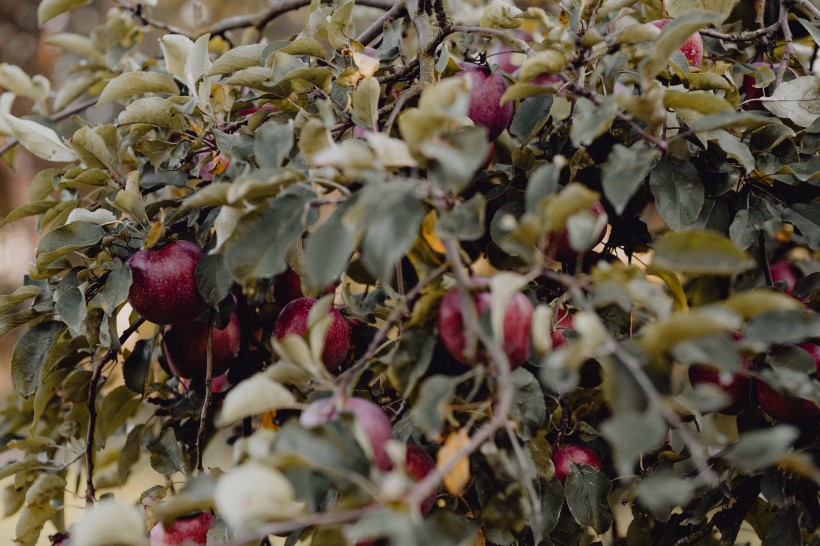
[758,232,774,287]
[195,309,215,472]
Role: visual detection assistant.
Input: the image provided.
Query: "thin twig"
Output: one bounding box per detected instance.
[84,317,145,505]
[114,0,192,37]
[506,425,543,531]
[793,0,820,19]
[0,97,99,158]
[195,309,216,472]
[758,232,774,287]
[451,25,533,54]
[699,22,781,42]
[755,0,767,28]
[774,1,796,88]
[357,0,407,46]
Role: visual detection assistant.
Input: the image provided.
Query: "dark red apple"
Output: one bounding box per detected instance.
[162,312,241,379]
[273,297,352,371]
[437,284,534,369]
[457,64,515,140]
[650,19,704,68]
[405,445,437,515]
[769,259,801,299]
[544,201,607,261]
[149,512,215,546]
[300,397,394,471]
[273,269,304,306]
[756,380,820,424]
[128,240,209,325]
[688,364,750,414]
[181,373,230,393]
[552,444,604,483]
[49,533,70,546]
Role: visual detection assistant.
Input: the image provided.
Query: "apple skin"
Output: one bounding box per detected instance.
[545,201,607,261]
[688,364,750,414]
[300,397,394,471]
[756,381,820,424]
[650,19,704,68]
[273,269,304,306]
[437,286,534,369]
[457,64,515,140]
[149,512,215,546]
[181,373,230,393]
[128,240,209,325]
[550,308,574,349]
[273,297,352,371]
[769,259,807,301]
[552,444,604,483]
[162,312,241,379]
[405,445,437,515]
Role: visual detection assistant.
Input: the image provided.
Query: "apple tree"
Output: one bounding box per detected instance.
[0,0,819,544]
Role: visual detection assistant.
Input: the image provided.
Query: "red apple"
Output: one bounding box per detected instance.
[273,297,352,371]
[300,397,394,471]
[545,201,607,261]
[149,512,215,546]
[162,311,241,379]
[688,364,751,414]
[650,19,704,68]
[181,373,230,393]
[756,380,820,424]
[273,269,304,306]
[49,533,70,546]
[769,259,802,299]
[457,64,515,140]
[405,445,437,515]
[437,284,534,369]
[552,444,604,483]
[128,240,209,325]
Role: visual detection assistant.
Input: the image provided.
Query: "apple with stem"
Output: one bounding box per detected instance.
[273,297,352,371]
[300,397,394,471]
[457,63,515,140]
[128,240,209,325]
[650,19,704,68]
[552,444,604,483]
[149,512,215,546]
[437,284,534,369]
[162,311,241,379]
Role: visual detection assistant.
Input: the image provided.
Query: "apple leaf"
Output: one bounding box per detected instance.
[650,230,753,275]
[11,321,66,398]
[602,143,660,215]
[764,76,820,128]
[565,464,613,534]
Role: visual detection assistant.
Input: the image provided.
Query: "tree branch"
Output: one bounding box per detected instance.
[774,1,796,88]
[195,309,216,472]
[357,0,407,46]
[452,25,533,54]
[84,317,145,505]
[698,22,782,42]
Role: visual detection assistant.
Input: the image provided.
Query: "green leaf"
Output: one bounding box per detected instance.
[208,44,267,76]
[328,1,354,51]
[764,76,820,128]
[510,95,553,141]
[55,269,86,331]
[743,310,820,344]
[412,375,457,439]
[565,464,613,534]
[600,407,666,477]
[435,194,486,242]
[98,71,179,105]
[650,230,753,275]
[37,0,91,25]
[352,77,380,130]
[531,478,563,542]
[639,11,721,86]
[96,385,141,442]
[664,90,734,115]
[223,190,316,283]
[14,473,66,546]
[117,97,188,130]
[0,309,40,338]
[91,260,132,314]
[727,426,799,470]
[361,189,426,282]
[602,143,660,215]
[782,203,820,250]
[5,115,77,163]
[570,96,617,147]
[649,156,704,230]
[254,119,294,169]
[0,286,41,316]
[274,417,369,476]
[0,201,58,228]
[11,322,66,398]
[148,427,187,475]
[195,253,232,307]
[124,338,153,395]
[421,128,489,195]
[763,505,802,546]
[303,200,356,293]
[525,160,563,214]
[35,221,106,270]
[635,471,696,522]
[509,368,546,440]
[118,424,145,485]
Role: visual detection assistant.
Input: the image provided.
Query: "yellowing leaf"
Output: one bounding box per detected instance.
[438,429,470,495]
[4,115,77,163]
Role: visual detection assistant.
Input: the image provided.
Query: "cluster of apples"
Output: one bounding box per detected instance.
[688,260,820,424]
[126,240,354,388]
